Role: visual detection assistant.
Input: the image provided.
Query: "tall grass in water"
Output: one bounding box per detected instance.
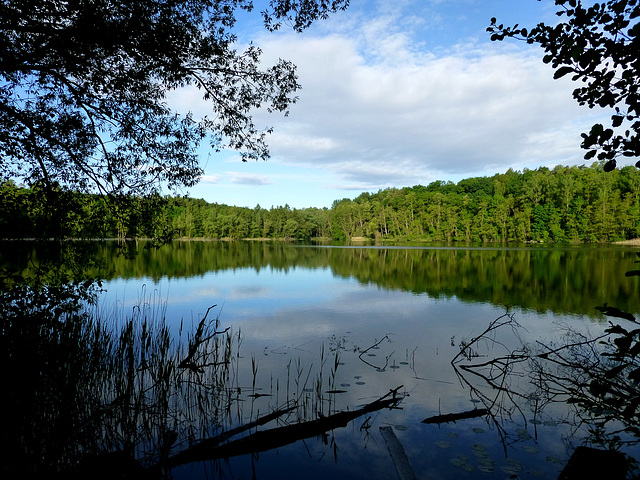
[2,282,375,478]
[87,286,241,469]
[1,282,240,476]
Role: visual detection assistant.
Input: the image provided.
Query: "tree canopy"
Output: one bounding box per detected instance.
[488,0,639,171]
[0,0,349,196]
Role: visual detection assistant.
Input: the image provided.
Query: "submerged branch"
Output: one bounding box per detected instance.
[422,408,490,424]
[164,386,405,469]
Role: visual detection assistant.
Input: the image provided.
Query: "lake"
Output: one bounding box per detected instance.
[5,240,640,479]
[88,241,638,479]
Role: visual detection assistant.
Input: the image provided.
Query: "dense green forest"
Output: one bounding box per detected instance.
[3,240,639,317]
[3,162,640,243]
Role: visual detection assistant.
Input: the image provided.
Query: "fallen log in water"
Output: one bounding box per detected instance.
[165,386,404,469]
[380,426,418,480]
[422,408,489,424]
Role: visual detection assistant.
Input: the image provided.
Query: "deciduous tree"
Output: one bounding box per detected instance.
[488,0,639,170]
[0,0,349,197]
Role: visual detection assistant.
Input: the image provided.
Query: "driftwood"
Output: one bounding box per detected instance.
[422,408,489,424]
[165,386,404,469]
[380,426,418,480]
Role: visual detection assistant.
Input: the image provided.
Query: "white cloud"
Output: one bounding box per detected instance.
[249,26,604,191]
[229,172,274,185]
[200,174,222,184]
[176,2,611,204]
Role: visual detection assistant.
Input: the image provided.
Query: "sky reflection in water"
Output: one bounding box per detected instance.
[97,244,636,479]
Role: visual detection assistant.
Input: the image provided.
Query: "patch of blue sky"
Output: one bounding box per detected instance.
[98,265,353,326]
[174,1,613,209]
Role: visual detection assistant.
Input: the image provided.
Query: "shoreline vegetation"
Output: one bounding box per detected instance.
[4,163,640,244]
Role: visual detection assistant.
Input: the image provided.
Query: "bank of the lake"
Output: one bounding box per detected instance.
[4,241,640,480]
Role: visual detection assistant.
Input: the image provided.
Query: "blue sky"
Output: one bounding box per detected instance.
[171,0,610,209]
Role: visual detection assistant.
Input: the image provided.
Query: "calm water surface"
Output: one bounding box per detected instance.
[87,241,640,479]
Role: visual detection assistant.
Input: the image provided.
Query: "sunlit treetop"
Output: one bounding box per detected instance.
[488,0,639,171]
[0,0,349,196]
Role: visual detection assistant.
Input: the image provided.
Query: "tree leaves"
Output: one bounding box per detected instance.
[0,0,346,199]
[554,66,575,79]
[489,0,640,164]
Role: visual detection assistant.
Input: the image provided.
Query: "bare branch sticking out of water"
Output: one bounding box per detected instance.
[163,386,405,469]
[422,408,490,424]
[359,335,393,370]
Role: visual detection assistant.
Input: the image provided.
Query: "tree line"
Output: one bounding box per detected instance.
[2,162,640,243]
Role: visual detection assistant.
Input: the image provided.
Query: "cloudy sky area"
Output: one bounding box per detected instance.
[179,0,610,209]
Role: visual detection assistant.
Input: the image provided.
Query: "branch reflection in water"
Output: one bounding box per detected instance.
[2,283,402,479]
[451,313,640,477]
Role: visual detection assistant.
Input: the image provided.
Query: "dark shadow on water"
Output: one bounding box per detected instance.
[0,280,404,479]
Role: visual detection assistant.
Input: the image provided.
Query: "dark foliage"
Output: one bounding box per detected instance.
[0,0,348,197]
[488,0,640,170]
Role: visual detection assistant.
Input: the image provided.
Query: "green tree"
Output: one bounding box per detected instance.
[488,0,640,170]
[0,0,349,198]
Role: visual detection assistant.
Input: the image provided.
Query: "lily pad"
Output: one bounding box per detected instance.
[516,428,532,440]
[449,455,474,472]
[472,427,485,434]
[435,441,452,449]
[501,459,522,475]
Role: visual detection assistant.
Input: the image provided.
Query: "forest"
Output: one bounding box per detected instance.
[2,162,640,243]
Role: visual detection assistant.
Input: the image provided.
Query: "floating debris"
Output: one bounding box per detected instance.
[472,427,485,434]
[522,445,539,454]
[445,432,459,438]
[394,425,408,431]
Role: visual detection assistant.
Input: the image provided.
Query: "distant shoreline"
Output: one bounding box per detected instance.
[4,236,640,246]
[614,238,640,245]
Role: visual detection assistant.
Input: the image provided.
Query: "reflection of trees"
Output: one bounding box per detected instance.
[1,281,402,478]
[451,313,640,474]
[4,242,634,317]
[5,242,640,317]
[2,283,237,477]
